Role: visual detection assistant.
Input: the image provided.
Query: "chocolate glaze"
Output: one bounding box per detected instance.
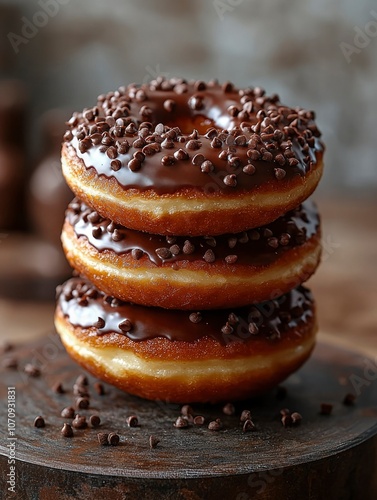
[64,78,324,195]
[57,278,314,346]
[66,198,319,267]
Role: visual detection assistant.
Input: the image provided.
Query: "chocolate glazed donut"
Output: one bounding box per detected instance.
[61,198,321,309]
[61,78,324,236]
[55,278,317,403]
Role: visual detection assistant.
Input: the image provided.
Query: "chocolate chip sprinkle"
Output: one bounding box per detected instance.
[72,415,87,429]
[223,403,235,416]
[203,249,215,263]
[34,416,45,428]
[174,416,189,429]
[189,312,202,324]
[94,317,106,329]
[223,174,237,187]
[119,319,132,333]
[61,406,75,419]
[97,432,109,446]
[127,415,139,427]
[243,419,256,432]
[108,432,120,446]
[149,435,160,449]
[240,410,251,423]
[193,415,205,426]
[61,423,74,438]
[208,419,222,431]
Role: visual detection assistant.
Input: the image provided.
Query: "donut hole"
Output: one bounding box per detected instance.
[166,114,216,134]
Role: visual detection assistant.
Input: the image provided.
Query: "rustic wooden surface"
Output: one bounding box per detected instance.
[0,336,377,500]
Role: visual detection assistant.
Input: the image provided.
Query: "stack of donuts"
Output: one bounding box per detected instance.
[55,77,324,403]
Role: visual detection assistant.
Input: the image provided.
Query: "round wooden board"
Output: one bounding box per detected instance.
[1,335,377,500]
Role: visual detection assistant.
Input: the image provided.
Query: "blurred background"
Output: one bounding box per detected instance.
[0,0,376,351]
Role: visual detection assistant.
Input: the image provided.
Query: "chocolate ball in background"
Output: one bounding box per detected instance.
[28,109,73,247]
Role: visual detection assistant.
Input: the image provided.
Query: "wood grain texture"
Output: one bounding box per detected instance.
[0,336,377,499]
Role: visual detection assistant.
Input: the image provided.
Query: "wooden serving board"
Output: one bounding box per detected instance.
[1,335,377,500]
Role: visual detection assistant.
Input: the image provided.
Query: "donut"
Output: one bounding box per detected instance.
[61,198,321,309]
[54,277,317,403]
[61,78,324,236]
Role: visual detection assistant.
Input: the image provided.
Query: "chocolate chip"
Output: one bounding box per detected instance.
[279,233,291,246]
[189,312,202,324]
[249,230,260,241]
[127,415,139,427]
[174,416,188,429]
[208,419,222,431]
[275,154,286,166]
[192,153,205,166]
[281,414,293,427]
[61,406,75,419]
[274,168,286,180]
[52,382,65,394]
[222,81,234,93]
[164,99,175,112]
[119,319,132,333]
[128,158,142,172]
[186,140,201,150]
[223,403,235,416]
[240,410,251,422]
[181,405,193,417]
[228,237,237,249]
[194,415,205,426]
[108,432,120,446]
[92,227,102,239]
[110,159,122,171]
[267,237,279,249]
[72,415,87,429]
[225,255,238,264]
[320,403,333,415]
[149,435,160,449]
[61,423,74,438]
[183,240,195,254]
[291,412,302,425]
[156,247,172,260]
[243,164,256,175]
[97,432,109,446]
[343,393,356,406]
[131,248,143,260]
[34,416,45,428]
[210,137,222,148]
[223,174,237,187]
[174,148,189,161]
[243,419,256,432]
[94,317,105,329]
[76,397,90,410]
[201,160,214,173]
[203,249,215,263]
[24,363,41,377]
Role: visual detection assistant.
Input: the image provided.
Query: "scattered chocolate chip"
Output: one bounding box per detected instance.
[61,406,75,419]
[189,312,202,324]
[24,363,41,377]
[73,383,89,397]
[108,432,120,446]
[192,153,205,166]
[170,244,180,255]
[128,158,142,172]
[127,415,139,427]
[194,415,205,426]
[281,414,293,427]
[161,155,175,165]
[223,403,235,416]
[76,397,90,410]
[131,248,143,260]
[208,419,222,431]
[72,414,87,429]
[34,416,45,428]
[181,405,193,417]
[243,419,256,432]
[221,322,233,335]
[92,227,102,239]
[97,432,109,446]
[248,323,259,335]
[52,382,65,394]
[174,416,189,429]
[164,99,175,112]
[201,160,214,173]
[291,412,302,425]
[267,237,279,249]
[240,410,251,423]
[343,393,356,406]
[210,137,222,148]
[149,435,160,449]
[225,255,238,264]
[61,423,74,438]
